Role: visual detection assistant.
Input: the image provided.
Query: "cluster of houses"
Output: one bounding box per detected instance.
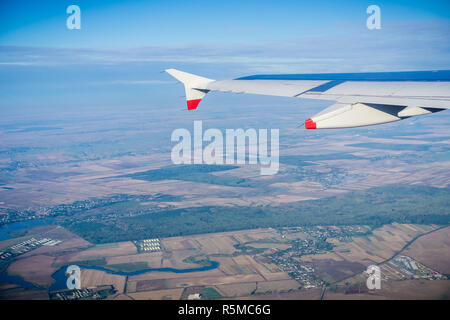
[135,238,161,252]
[0,237,62,260]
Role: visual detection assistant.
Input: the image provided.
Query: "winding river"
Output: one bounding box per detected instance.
[49,261,219,291]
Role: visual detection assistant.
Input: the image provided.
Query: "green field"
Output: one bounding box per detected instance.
[202,287,222,299]
[122,164,253,187]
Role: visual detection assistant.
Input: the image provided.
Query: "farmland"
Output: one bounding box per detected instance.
[0,85,449,300]
[0,222,448,300]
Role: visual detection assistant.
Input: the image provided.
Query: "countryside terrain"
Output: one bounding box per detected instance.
[0,93,449,299]
[0,222,449,300]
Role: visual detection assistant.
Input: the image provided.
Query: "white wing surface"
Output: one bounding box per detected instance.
[166,68,450,129]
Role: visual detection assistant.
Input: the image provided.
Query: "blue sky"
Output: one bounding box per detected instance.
[0,0,449,108]
[1,0,450,47]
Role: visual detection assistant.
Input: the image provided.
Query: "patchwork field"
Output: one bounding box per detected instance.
[324,280,450,300]
[79,269,126,293]
[404,226,450,274]
[1,222,448,300]
[8,255,57,287]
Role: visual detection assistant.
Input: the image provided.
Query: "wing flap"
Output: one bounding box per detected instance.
[306,103,401,129]
[306,102,446,129]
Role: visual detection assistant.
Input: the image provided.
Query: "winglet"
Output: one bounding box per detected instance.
[165,69,214,110]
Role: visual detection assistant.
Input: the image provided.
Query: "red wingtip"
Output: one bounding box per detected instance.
[305,118,317,129]
[187,99,202,110]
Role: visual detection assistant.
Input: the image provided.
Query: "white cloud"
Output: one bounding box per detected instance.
[0,19,449,74]
[88,80,177,86]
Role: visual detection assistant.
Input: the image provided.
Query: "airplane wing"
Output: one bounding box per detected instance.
[165,68,450,129]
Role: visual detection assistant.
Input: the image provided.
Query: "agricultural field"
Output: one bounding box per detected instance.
[1,222,448,300]
[403,226,450,274]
